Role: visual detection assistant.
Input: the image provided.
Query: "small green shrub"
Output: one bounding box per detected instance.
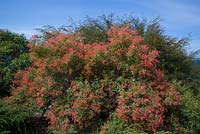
[0,98,35,133]
[173,81,200,133]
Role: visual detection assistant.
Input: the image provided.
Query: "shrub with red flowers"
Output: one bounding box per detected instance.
[8,24,180,133]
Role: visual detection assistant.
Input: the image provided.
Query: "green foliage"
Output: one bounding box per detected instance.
[155,131,173,134]
[0,98,36,133]
[76,15,110,44]
[143,22,193,81]
[173,82,200,134]
[100,113,173,134]
[10,53,31,71]
[99,113,147,134]
[0,30,30,97]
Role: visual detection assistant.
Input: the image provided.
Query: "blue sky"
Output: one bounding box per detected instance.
[0,0,200,55]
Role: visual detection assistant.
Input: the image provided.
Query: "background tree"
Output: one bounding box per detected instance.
[0,30,31,97]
